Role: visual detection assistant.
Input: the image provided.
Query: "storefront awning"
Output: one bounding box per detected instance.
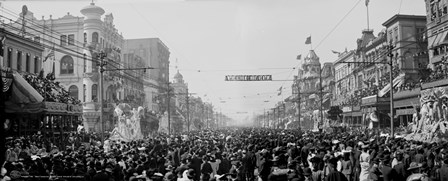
[430,33,440,48]
[5,72,44,113]
[435,31,448,47]
[378,73,405,97]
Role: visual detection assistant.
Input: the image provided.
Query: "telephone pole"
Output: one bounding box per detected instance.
[166,82,171,135]
[97,51,107,145]
[186,88,190,132]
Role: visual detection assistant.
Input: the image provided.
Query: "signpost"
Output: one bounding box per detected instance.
[225,75,272,81]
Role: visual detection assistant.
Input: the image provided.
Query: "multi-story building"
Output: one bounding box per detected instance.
[124,38,170,113]
[332,50,360,125]
[382,14,428,126]
[6,3,148,133]
[171,70,188,132]
[1,27,82,142]
[294,50,334,130]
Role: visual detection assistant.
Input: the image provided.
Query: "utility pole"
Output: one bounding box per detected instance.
[297,82,301,130]
[186,88,190,132]
[319,66,324,132]
[166,82,171,135]
[263,109,266,128]
[97,50,107,145]
[387,43,395,137]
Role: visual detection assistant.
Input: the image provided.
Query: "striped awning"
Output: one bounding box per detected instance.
[378,73,406,97]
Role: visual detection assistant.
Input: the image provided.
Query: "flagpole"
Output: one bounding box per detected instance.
[366,0,370,30]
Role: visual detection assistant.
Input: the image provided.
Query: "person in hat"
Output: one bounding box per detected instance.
[406,162,426,181]
[302,167,313,181]
[438,158,448,181]
[340,151,352,181]
[258,150,272,181]
[379,155,400,181]
[392,151,407,180]
[359,144,370,181]
[325,157,348,181]
[367,157,381,181]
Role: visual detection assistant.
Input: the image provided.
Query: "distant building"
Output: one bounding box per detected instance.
[294,50,334,130]
[124,38,170,113]
[332,50,359,125]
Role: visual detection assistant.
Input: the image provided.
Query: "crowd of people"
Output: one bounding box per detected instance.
[1,128,448,181]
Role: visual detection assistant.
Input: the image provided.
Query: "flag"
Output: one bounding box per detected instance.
[43,47,55,62]
[277,86,282,96]
[331,50,340,54]
[305,36,311,44]
[296,54,301,60]
[365,0,369,6]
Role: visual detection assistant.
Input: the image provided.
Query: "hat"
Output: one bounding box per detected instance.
[303,167,312,176]
[166,165,174,171]
[361,144,369,149]
[408,162,422,170]
[272,156,280,162]
[186,169,195,178]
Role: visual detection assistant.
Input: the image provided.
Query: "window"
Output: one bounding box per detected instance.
[60,35,67,46]
[92,84,98,102]
[17,51,22,71]
[7,48,12,68]
[60,55,74,74]
[34,56,39,73]
[92,32,99,43]
[83,32,87,43]
[68,85,79,100]
[83,53,87,73]
[68,34,75,45]
[25,53,30,72]
[34,36,40,43]
[83,84,86,102]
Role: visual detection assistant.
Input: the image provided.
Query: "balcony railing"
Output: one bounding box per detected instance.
[421,64,448,89]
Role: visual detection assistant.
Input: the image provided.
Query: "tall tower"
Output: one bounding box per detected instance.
[301,50,321,92]
[81,2,105,130]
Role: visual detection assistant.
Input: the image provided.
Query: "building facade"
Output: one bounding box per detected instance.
[295,50,334,130]
[124,38,170,114]
[6,3,150,133]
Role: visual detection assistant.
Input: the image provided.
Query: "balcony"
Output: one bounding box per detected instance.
[393,85,421,100]
[421,64,448,89]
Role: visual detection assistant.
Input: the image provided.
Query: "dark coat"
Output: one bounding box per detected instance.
[381,165,399,181]
[392,162,407,180]
[325,170,348,181]
[92,171,110,181]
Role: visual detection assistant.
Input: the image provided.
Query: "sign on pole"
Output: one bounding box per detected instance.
[225,75,272,81]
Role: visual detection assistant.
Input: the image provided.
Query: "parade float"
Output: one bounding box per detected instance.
[403,85,448,142]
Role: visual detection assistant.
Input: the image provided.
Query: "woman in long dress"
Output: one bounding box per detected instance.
[359,145,370,181]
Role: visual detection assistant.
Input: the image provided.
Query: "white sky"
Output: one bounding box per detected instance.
[0,0,426,123]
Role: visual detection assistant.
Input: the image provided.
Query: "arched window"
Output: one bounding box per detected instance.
[92,84,98,102]
[68,85,79,100]
[60,55,74,74]
[92,32,99,43]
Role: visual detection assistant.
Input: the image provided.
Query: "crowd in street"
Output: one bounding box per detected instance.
[1,128,448,181]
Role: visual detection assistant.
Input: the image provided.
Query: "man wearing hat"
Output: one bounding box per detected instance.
[438,157,448,181]
[392,151,407,180]
[380,155,400,181]
[325,157,348,181]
